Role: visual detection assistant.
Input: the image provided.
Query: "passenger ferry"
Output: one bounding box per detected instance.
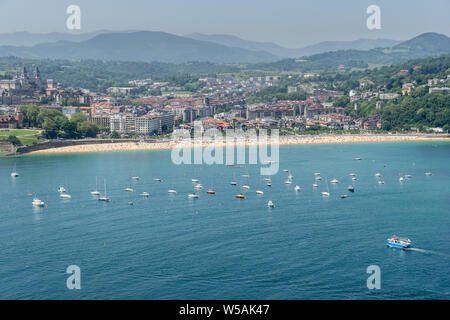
[386,236,411,249]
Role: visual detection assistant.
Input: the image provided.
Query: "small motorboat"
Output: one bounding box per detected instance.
[340,194,348,199]
[168,190,177,194]
[399,177,404,182]
[352,177,358,181]
[294,185,301,192]
[321,192,330,197]
[283,169,289,172]
[256,190,264,195]
[285,180,292,184]
[375,173,382,178]
[314,172,321,176]
[405,174,412,179]
[349,173,357,176]
[267,200,275,208]
[60,193,72,199]
[32,197,45,207]
[264,177,271,181]
[287,175,294,179]
[386,236,411,249]
[194,184,203,190]
[141,192,150,197]
[235,194,246,199]
[206,190,216,194]
[125,187,135,192]
[347,186,355,192]
[315,176,322,181]
[230,181,237,185]
[132,176,140,180]
[330,179,339,184]
[378,180,385,184]
[11,172,19,177]
[241,174,250,178]
[267,182,272,187]
[188,194,199,199]
[58,187,66,193]
[313,183,318,188]
[242,185,250,190]
[425,172,433,176]
[191,179,199,183]
[153,178,163,182]
[354,157,362,160]
[128,201,134,206]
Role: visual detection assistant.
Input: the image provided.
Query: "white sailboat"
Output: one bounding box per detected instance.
[60,193,72,199]
[295,185,301,192]
[90,177,101,195]
[11,164,19,177]
[256,190,264,195]
[322,179,330,197]
[99,180,111,202]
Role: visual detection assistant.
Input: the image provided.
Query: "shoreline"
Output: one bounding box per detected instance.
[25,134,450,155]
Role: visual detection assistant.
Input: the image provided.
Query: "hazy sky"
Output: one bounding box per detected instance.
[0,0,449,47]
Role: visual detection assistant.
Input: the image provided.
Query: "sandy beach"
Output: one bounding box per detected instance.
[27,134,449,155]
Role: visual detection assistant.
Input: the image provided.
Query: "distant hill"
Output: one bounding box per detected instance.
[0,31,278,64]
[185,33,401,58]
[255,32,450,71]
[0,31,447,66]
[0,30,124,47]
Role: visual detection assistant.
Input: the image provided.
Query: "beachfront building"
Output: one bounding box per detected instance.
[135,115,160,135]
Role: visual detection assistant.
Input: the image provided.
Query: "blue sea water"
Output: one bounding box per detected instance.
[0,142,449,300]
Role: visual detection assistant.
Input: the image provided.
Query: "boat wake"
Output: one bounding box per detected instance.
[405,247,450,258]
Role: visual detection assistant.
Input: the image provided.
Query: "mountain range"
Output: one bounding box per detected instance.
[0,30,448,65]
[185,33,402,58]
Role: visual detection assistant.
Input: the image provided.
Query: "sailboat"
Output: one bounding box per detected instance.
[99,179,111,202]
[91,177,101,195]
[322,179,330,197]
[294,185,301,192]
[11,164,19,177]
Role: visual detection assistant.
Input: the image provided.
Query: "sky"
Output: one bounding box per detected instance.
[0,0,449,47]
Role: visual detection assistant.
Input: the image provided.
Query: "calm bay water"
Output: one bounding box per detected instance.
[1,142,449,299]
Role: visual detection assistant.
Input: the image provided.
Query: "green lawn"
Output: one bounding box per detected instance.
[0,129,43,146]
